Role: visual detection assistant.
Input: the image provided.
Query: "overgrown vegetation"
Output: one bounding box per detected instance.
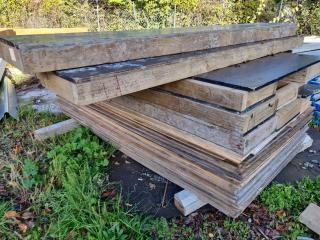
[0,0,319,35]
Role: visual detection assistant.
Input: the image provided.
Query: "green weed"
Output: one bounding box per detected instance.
[21,158,40,190]
[260,177,320,215]
[223,218,250,240]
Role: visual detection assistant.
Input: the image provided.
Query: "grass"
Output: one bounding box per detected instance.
[1,104,320,239]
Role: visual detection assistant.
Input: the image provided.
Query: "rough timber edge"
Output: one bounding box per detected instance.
[38,36,303,106]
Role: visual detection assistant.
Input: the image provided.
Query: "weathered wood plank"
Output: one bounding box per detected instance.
[276,82,299,110]
[34,119,79,140]
[280,62,320,84]
[299,203,320,235]
[0,23,297,73]
[111,95,277,155]
[299,97,312,113]
[38,36,302,105]
[132,89,277,133]
[158,79,277,111]
[58,97,308,217]
[276,99,301,130]
[174,190,206,216]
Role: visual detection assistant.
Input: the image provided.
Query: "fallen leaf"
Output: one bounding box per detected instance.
[149,183,156,190]
[15,144,23,154]
[4,210,18,219]
[275,209,286,218]
[101,189,116,199]
[18,223,28,233]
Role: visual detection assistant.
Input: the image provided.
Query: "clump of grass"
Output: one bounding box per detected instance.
[259,177,320,239]
[41,127,160,239]
[260,177,320,215]
[223,218,250,240]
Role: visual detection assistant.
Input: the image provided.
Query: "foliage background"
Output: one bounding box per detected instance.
[0,0,319,34]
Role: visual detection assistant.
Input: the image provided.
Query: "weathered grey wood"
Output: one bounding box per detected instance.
[299,203,320,235]
[34,119,79,140]
[276,82,299,110]
[132,89,277,133]
[299,97,312,113]
[0,23,297,73]
[38,36,302,105]
[174,190,206,216]
[276,99,301,130]
[111,95,277,155]
[159,79,277,111]
[280,62,320,84]
[58,97,309,217]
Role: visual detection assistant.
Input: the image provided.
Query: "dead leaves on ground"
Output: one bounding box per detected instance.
[4,210,35,235]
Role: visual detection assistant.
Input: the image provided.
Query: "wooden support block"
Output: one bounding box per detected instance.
[276,99,301,130]
[299,97,312,113]
[174,190,206,216]
[38,36,302,105]
[132,89,277,133]
[299,203,320,235]
[158,79,277,111]
[34,119,79,140]
[283,62,320,83]
[276,82,299,110]
[0,23,297,73]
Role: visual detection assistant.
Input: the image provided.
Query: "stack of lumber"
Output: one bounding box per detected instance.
[0,23,318,217]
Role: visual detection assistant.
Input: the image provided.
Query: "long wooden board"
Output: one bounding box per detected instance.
[111,95,277,155]
[0,23,297,73]
[158,79,277,111]
[280,62,320,84]
[38,36,302,105]
[131,89,277,133]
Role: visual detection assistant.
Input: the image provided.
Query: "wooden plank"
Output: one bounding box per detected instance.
[94,101,245,163]
[38,36,302,105]
[158,79,277,111]
[299,203,320,235]
[276,82,299,109]
[280,62,320,84]
[276,99,301,130]
[132,89,277,133]
[299,97,312,113]
[111,95,277,155]
[174,190,206,216]
[194,52,320,91]
[34,119,79,140]
[58,97,309,217]
[293,36,320,53]
[0,23,297,73]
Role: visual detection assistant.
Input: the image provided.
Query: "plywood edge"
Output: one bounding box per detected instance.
[276,82,299,109]
[276,99,301,130]
[38,72,78,105]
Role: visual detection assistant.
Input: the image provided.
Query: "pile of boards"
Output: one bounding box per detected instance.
[1,23,319,217]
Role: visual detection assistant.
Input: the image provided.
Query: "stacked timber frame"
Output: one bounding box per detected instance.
[0,23,318,217]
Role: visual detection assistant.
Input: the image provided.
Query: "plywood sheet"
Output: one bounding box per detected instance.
[194,52,320,91]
